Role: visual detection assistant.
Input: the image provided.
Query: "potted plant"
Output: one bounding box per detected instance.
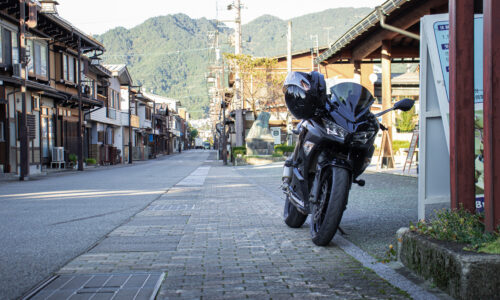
[68,153,77,169]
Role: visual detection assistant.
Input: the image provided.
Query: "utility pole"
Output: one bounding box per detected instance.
[19,0,29,180]
[324,26,335,45]
[310,34,319,71]
[219,37,228,165]
[128,86,133,164]
[286,21,293,146]
[287,21,292,73]
[233,0,244,147]
[77,37,84,171]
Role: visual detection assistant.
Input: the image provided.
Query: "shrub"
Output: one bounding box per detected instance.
[396,106,417,132]
[232,146,246,156]
[410,206,499,251]
[478,237,500,254]
[85,158,97,165]
[68,153,77,163]
[274,144,295,156]
[392,140,410,153]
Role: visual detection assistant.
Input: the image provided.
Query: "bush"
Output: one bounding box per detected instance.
[274,144,295,156]
[410,206,499,251]
[68,153,77,163]
[396,106,417,132]
[85,158,97,165]
[232,146,246,156]
[392,140,410,153]
[478,237,500,254]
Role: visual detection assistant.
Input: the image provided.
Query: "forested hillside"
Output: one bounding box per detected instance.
[96,8,372,118]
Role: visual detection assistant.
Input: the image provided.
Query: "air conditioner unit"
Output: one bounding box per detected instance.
[51,147,65,162]
[12,63,22,78]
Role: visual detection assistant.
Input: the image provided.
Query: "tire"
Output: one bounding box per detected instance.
[310,166,350,246]
[284,195,307,228]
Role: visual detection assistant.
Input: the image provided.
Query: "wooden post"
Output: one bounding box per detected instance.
[380,40,394,168]
[449,0,475,212]
[483,0,500,231]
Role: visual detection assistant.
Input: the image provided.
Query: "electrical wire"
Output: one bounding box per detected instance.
[102,47,213,58]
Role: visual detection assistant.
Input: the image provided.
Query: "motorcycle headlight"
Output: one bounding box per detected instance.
[322,118,348,141]
[352,130,376,144]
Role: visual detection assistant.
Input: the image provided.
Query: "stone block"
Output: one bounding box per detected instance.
[246,138,274,156]
[397,228,500,300]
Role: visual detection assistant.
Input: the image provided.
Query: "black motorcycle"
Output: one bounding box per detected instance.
[281,71,414,246]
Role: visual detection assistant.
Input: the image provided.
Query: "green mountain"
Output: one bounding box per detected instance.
[96,8,372,118]
[242,8,372,56]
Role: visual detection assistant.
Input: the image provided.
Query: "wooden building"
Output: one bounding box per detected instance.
[0,1,105,175]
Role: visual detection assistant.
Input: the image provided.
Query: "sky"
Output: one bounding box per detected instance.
[57,0,385,35]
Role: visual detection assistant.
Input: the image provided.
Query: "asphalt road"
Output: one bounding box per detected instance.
[0,150,210,300]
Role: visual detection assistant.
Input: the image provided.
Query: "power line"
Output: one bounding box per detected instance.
[102,47,213,58]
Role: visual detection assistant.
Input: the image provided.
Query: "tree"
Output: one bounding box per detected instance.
[396,106,417,132]
[223,53,286,119]
[189,128,198,142]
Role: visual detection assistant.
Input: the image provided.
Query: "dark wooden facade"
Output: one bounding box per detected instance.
[0,0,105,174]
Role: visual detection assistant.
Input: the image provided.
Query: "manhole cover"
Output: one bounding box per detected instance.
[26,273,164,300]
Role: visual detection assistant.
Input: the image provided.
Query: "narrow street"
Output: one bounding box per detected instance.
[0,150,445,299]
[0,151,209,300]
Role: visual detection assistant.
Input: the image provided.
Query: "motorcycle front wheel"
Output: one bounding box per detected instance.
[310,166,350,246]
[284,195,307,228]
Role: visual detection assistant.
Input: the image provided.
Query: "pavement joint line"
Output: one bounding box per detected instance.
[50,206,142,226]
[333,234,438,300]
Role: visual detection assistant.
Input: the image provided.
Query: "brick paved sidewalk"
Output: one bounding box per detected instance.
[56,161,410,299]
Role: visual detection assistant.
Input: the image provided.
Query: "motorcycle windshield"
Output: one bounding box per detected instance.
[329,82,375,122]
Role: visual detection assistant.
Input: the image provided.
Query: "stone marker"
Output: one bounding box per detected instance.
[246,112,275,155]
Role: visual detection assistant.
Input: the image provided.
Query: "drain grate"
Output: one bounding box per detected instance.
[26,273,164,300]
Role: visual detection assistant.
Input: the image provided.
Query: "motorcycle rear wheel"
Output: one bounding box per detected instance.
[310,166,349,246]
[283,195,307,228]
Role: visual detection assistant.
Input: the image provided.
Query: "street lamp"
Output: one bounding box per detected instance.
[128,85,142,164]
[39,0,59,14]
[89,51,102,66]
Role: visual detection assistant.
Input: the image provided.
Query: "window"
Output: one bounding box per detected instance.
[27,40,47,78]
[34,43,41,75]
[146,106,152,120]
[2,28,11,65]
[31,96,40,111]
[115,91,120,109]
[68,56,75,82]
[0,27,18,65]
[27,39,34,73]
[109,91,114,108]
[40,44,47,77]
[63,54,68,81]
[62,54,78,83]
[11,32,18,64]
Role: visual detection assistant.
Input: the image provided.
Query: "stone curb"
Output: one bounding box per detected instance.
[397,227,500,300]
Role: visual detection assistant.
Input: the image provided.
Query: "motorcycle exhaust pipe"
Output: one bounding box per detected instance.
[282,166,292,179]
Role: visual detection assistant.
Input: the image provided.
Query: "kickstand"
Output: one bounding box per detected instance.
[338,226,347,236]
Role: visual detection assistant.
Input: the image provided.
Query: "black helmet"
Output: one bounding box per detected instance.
[283,71,326,119]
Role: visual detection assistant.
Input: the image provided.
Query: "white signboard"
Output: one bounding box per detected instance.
[419,14,484,220]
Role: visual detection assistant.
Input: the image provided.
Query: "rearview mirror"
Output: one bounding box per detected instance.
[393,98,414,112]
